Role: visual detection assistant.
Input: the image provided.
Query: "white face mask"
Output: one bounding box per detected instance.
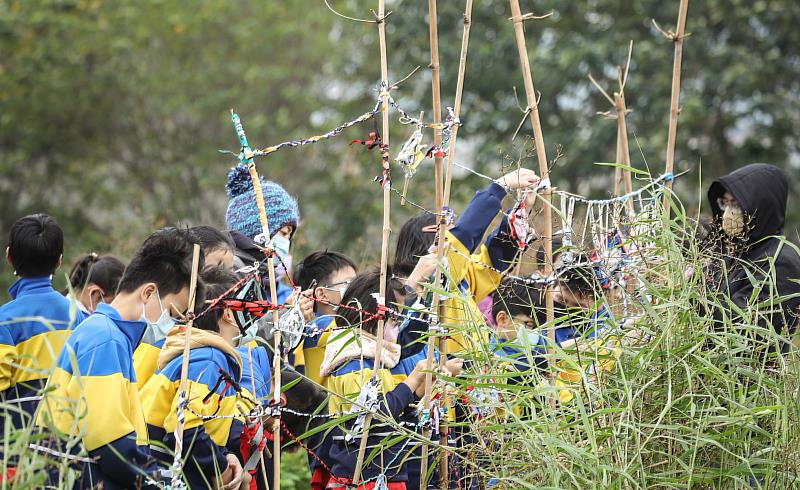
[272,234,292,276]
[383,318,399,343]
[722,205,746,237]
[235,321,260,344]
[140,289,175,344]
[514,324,541,347]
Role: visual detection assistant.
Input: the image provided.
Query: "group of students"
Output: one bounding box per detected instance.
[2,160,798,490]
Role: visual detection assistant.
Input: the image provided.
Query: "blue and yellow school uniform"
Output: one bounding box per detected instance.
[133,337,166,390]
[139,326,242,489]
[388,342,442,490]
[441,182,518,355]
[490,331,549,384]
[228,341,270,457]
[0,276,86,430]
[491,306,620,404]
[37,303,157,489]
[237,341,271,402]
[549,307,620,404]
[302,313,336,386]
[320,330,418,484]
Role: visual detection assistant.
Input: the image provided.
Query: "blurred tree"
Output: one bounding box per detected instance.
[1,0,798,299]
[339,0,800,225]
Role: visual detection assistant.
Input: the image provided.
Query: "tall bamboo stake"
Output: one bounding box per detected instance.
[231,110,284,489]
[662,0,689,218]
[429,0,444,211]
[614,92,635,214]
[418,2,475,487]
[614,130,623,197]
[170,243,201,489]
[351,0,392,483]
[508,0,554,334]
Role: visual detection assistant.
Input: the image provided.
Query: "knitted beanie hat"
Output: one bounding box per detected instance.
[225,164,300,240]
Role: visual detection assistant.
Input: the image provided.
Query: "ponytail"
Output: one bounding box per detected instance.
[67,253,126,295]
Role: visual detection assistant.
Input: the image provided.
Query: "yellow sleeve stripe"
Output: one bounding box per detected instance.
[38,368,143,451]
[163,379,237,447]
[9,330,71,384]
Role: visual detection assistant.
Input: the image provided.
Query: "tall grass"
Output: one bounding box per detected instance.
[431,193,800,489]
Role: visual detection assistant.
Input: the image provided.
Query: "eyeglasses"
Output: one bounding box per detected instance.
[320,279,353,298]
[717,196,738,210]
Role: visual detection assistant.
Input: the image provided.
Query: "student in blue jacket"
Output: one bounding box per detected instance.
[393,168,539,355]
[392,169,538,489]
[38,227,199,489]
[489,278,551,385]
[292,250,358,387]
[140,266,248,489]
[0,213,87,432]
[319,267,462,490]
[134,225,235,390]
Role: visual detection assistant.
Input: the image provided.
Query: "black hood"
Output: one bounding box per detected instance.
[229,230,266,261]
[708,163,788,243]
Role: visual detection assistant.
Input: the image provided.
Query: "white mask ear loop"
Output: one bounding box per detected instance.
[89,289,105,313]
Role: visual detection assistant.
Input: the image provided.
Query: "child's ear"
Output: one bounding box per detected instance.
[279,393,288,407]
[494,310,509,328]
[222,309,236,324]
[140,282,157,303]
[5,247,12,268]
[56,254,63,270]
[314,286,325,302]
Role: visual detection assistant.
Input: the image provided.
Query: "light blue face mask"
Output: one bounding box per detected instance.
[140,289,175,344]
[272,234,292,276]
[235,319,261,344]
[514,325,542,348]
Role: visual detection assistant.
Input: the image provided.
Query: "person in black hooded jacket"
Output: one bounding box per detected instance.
[705,163,800,354]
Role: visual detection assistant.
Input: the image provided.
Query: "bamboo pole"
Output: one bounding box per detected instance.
[230,110,284,489]
[614,92,635,215]
[662,0,689,218]
[613,130,623,197]
[418,2,475,487]
[170,243,201,488]
[248,165,284,490]
[351,0,392,483]
[508,0,553,333]
[429,0,444,211]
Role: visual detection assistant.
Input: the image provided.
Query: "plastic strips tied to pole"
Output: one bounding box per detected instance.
[345,376,381,443]
[170,390,189,489]
[395,125,426,178]
[275,296,306,356]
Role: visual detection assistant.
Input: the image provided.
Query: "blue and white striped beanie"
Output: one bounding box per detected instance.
[225,164,300,240]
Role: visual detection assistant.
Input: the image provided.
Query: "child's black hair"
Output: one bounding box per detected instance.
[67,254,126,295]
[556,254,599,300]
[117,227,204,296]
[394,212,437,277]
[7,213,64,277]
[292,250,357,290]
[189,225,235,255]
[338,266,397,336]
[492,278,548,326]
[194,266,239,332]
